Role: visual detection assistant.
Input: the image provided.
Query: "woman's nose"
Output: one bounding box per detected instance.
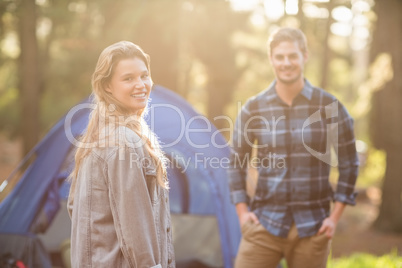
[134,77,145,88]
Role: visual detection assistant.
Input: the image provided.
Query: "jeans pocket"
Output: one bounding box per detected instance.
[312,232,331,251]
[240,221,251,234]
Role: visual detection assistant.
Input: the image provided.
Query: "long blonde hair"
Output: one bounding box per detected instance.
[69,41,168,198]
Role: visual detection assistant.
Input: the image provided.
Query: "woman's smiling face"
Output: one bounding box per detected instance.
[106,57,152,114]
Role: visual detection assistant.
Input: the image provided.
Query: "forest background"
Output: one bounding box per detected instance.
[0,0,401,261]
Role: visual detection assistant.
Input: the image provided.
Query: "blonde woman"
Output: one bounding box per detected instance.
[67,41,175,268]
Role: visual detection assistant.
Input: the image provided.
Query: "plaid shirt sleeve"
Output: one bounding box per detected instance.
[334,102,359,205]
[228,98,255,205]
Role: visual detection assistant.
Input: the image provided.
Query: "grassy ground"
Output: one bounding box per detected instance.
[331,189,402,258]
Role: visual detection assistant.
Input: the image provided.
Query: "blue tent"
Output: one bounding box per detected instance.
[0,85,241,268]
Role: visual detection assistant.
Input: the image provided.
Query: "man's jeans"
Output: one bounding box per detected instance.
[235,222,331,268]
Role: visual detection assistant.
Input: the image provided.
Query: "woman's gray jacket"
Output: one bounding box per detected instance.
[68,127,175,268]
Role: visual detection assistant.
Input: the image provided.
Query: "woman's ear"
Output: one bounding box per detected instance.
[105,84,112,94]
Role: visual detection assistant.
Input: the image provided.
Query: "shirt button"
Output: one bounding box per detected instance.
[167,226,170,232]
[165,197,168,203]
[168,258,172,264]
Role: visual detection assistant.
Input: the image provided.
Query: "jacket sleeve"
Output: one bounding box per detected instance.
[228,99,254,205]
[334,102,359,205]
[106,146,160,268]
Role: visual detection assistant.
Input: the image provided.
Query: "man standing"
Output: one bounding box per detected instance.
[228,27,359,268]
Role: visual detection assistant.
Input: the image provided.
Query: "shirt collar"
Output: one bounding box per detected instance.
[264,79,314,104]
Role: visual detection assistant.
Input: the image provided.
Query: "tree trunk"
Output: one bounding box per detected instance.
[371,86,402,232]
[319,1,334,90]
[297,0,305,33]
[18,0,40,155]
[370,0,402,233]
[374,144,402,232]
[206,76,236,132]
[135,1,180,92]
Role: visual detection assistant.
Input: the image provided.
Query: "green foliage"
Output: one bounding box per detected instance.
[329,146,385,189]
[279,251,402,268]
[0,59,19,135]
[327,58,352,102]
[357,148,386,188]
[1,0,254,134]
[0,1,370,132]
[328,250,402,268]
[0,86,19,135]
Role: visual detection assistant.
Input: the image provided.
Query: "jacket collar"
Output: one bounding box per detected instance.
[264,79,314,104]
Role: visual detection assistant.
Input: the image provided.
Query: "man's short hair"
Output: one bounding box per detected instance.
[268,27,308,56]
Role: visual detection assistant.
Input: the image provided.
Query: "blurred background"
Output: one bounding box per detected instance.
[0,0,401,264]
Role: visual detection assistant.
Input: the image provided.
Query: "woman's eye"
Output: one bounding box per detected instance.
[141,74,149,79]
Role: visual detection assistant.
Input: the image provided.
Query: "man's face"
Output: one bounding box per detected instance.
[270,41,308,85]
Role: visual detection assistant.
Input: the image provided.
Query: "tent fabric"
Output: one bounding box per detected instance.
[0,233,52,268]
[171,214,223,267]
[0,85,241,268]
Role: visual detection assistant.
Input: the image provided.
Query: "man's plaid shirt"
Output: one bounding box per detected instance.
[228,79,359,238]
